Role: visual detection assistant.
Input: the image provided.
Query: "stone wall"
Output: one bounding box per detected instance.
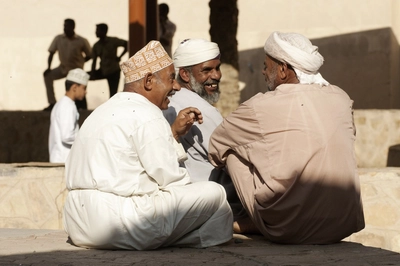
[0,111,91,163]
[354,110,400,167]
[1,109,399,168]
[0,163,399,252]
[0,163,66,230]
[345,168,400,253]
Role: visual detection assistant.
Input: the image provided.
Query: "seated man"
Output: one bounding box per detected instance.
[163,38,243,217]
[63,41,233,250]
[208,32,365,244]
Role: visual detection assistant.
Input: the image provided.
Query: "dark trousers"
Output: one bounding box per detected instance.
[89,69,121,98]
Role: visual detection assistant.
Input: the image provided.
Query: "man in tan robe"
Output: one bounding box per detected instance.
[208,31,365,244]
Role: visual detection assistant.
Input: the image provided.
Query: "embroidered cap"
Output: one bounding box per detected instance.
[120,40,173,84]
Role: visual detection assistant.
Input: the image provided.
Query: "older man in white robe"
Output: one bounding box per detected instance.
[63,41,233,250]
[163,39,243,218]
[209,32,365,244]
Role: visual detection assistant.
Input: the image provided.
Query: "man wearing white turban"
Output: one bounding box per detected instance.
[163,38,244,219]
[208,32,365,244]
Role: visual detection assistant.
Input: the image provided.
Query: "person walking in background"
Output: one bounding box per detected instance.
[89,23,128,98]
[43,18,91,111]
[158,3,176,57]
[49,68,89,163]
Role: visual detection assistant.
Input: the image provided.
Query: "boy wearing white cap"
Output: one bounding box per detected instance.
[48,68,89,163]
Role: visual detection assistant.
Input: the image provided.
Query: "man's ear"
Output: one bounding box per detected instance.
[70,83,79,92]
[278,63,288,80]
[143,72,154,91]
[179,68,190,83]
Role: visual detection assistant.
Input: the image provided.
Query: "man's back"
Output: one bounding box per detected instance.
[210,83,365,244]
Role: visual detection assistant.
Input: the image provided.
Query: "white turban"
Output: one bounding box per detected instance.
[173,39,220,68]
[264,32,328,85]
[264,31,324,74]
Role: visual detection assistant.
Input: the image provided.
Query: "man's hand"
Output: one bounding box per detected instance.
[171,107,203,141]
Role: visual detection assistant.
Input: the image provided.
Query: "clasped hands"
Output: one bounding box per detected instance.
[171,107,203,141]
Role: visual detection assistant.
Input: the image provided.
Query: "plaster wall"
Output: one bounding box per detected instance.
[0,0,399,110]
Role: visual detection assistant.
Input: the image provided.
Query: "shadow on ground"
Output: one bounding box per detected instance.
[1,234,399,266]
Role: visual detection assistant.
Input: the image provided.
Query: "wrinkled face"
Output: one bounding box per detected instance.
[152,64,180,110]
[262,55,279,91]
[75,84,87,101]
[189,58,222,104]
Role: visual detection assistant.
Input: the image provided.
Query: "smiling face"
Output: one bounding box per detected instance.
[151,64,181,110]
[187,58,222,104]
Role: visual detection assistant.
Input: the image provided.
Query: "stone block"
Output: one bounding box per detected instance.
[1,163,400,253]
[0,163,66,229]
[387,144,400,166]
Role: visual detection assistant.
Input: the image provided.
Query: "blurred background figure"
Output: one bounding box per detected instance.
[158,3,176,57]
[43,18,91,111]
[89,23,128,98]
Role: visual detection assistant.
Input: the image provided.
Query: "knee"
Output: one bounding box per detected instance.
[197,181,228,206]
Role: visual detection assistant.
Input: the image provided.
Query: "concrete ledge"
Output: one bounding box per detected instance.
[1,163,400,253]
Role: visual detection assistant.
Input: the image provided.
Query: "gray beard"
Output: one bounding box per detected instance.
[189,75,220,105]
[266,65,278,91]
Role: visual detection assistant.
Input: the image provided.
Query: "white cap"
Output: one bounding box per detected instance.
[66,68,90,86]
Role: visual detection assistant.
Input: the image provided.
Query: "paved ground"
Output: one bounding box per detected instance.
[0,229,399,266]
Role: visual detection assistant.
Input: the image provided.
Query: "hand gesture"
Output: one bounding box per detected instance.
[171,107,203,140]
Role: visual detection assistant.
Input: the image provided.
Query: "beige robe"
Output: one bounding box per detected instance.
[209,83,365,244]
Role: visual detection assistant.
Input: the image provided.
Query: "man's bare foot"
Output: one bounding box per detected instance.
[233,217,261,234]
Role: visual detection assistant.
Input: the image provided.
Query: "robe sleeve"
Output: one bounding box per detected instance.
[208,101,263,168]
[132,117,190,188]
